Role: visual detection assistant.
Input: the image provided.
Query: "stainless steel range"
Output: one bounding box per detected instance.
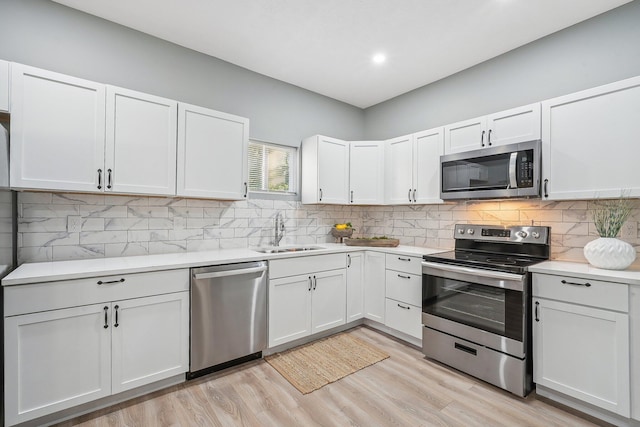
[421,224,550,397]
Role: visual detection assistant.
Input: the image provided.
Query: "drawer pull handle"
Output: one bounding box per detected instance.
[455,342,477,356]
[97,278,125,285]
[397,274,411,279]
[560,279,591,287]
[103,306,109,329]
[397,303,410,310]
[398,257,410,262]
[114,305,119,327]
[534,301,540,322]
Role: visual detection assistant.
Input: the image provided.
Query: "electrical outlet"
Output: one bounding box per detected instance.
[621,221,637,240]
[67,216,82,233]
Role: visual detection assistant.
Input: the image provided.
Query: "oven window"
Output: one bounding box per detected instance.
[423,275,523,341]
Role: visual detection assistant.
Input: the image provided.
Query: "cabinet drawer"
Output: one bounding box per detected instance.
[385,254,422,275]
[269,253,346,279]
[533,273,628,312]
[4,269,189,316]
[385,298,421,339]
[385,270,421,306]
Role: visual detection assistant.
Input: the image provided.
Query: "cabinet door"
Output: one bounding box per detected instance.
[10,63,105,192]
[541,76,640,200]
[443,116,485,154]
[111,292,189,394]
[533,298,630,416]
[105,86,177,196]
[413,127,444,204]
[317,136,349,204]
[346,252,364,322]
[0,60,9,112]
[631,287,640,421]
[486,103,540,147]
[311,269,347,333]
[177,103,249,199]
[268,274,313,347]
[384,134,414,204]
[349,141,384,204]
[4,304,111,426]
[364,251,386,323]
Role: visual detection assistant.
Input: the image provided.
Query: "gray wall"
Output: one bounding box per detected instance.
[364,0,640,140]
[0,0,364,147]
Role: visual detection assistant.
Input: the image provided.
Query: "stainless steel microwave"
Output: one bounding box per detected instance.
[440,140,541,200]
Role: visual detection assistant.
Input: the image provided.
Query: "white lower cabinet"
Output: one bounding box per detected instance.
[364,251,386,323]
[384,254,422,340]
[630,286,640,421]
[346,252,365,322]
[532,273,630,417]
[4,270,189,427]
[384,298,421,339]
[268,254,347,348]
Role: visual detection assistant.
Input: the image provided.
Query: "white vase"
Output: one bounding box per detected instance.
[583,237,637,270]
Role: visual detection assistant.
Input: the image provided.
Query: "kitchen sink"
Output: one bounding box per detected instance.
[252,245,325,254]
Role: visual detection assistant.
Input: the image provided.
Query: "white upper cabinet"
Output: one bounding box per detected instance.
[301,135,349,204]
[385,128,443,204]
[349,141,384,204]
[177,103,249,200]
[444,103,541,154]
[541,76,640,200]
[10,63,106,192]
[0,60,9,112]
[106,86,177,196]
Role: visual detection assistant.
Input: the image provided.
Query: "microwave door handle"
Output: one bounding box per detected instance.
[508,152,518,189]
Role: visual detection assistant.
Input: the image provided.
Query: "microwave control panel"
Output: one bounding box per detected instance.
[517,150,534,187]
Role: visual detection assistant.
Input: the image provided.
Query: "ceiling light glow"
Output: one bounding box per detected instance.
[372,53,386,64]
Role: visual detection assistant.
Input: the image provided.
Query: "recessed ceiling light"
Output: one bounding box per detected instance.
[372,53,386,65]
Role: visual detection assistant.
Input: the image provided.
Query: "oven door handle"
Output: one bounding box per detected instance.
[422,261,524,290]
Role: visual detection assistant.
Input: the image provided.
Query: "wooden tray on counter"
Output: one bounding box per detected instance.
[343,238,400,247]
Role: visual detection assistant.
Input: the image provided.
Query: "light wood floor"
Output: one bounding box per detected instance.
[56,326,605,427]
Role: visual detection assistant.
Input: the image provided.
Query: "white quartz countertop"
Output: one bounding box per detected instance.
[529,260,640,286]
[2,243,444,286]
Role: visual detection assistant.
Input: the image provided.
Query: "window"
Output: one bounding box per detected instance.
[247,140,297,195]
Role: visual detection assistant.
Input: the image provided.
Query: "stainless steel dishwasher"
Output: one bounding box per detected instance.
[188,261,267,378]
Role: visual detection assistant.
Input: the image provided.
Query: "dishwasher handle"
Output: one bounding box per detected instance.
[193,266,267,280]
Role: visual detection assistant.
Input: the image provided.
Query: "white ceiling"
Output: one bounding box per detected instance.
[52,0,632,108]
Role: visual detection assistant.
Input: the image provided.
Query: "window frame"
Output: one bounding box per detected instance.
[247,138,300,201]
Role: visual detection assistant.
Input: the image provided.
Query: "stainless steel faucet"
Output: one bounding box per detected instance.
[274,212,285,246]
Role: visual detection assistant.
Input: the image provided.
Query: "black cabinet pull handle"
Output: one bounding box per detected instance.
[561,279,591,287]
[535,301,540,322]
[319,188,323,201]
[543,179,549,198]
[107,168,113,189]
[397,303,410,310]
[397,274,411,279]
[308,276,312,291]
[350,190,354,203]
[398,257,410,262]
[480,130,486,147]
[114,305,120,327]
[487,129,492,146]
[243,182,248,198]
[313,275,317,290]
[455,342,477,356]
[412,189,416,202]
[97,278,125,285]
[103,306,109,329]
[408,189,412,202]
[347,254,351,268]
[97,169,102,190]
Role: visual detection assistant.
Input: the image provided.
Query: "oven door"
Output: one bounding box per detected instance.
[422,261,529,358]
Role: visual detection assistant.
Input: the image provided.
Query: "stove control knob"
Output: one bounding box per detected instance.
[517,231,528,238]
[532,231,540,239]
[467,228,475,235]
[458,228,465,235]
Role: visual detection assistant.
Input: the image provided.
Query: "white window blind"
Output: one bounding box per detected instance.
[248,140,297,194]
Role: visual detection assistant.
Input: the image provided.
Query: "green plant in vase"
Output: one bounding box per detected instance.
[584,194,636,270]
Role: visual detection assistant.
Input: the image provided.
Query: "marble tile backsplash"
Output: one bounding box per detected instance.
[16,191,640,265]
